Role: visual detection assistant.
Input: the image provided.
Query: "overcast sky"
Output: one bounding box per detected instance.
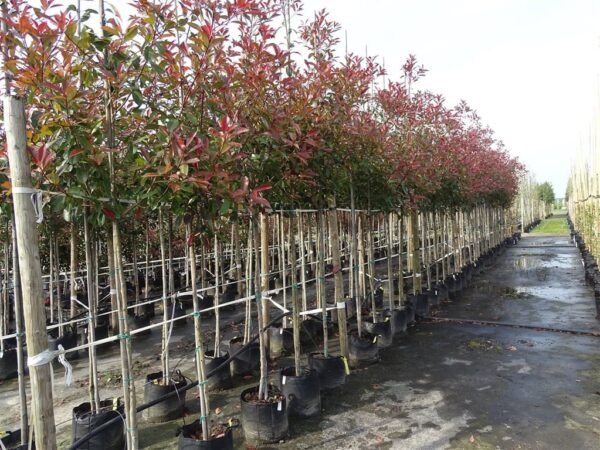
[32,0,600,197]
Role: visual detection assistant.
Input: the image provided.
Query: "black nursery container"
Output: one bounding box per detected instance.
[0,428,31,450]
[48,327,78,359]
[177,420,233,450]
[127,314,151,338]
[240,386,288,445]
[389,308,407,334]
[404,303,416,325]
[71,400,124,450]
[168,301,187,327]
[228,337,260,376]
[268,325,293,359]
[204,350,232,391]
[307,352,346,390]
[410,293,429,318]
[348,332,379,368]
[362,316,393,348]
[278,367,321,418]
[143,371,188,423]
[0,347,19,381]
[81,322,111,352]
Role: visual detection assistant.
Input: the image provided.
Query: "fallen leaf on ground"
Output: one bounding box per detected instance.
[469,435,476,444]
[506,346,517,351]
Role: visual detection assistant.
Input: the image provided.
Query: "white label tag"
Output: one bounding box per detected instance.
[280,328,283,335]
[277,401,282,411]
[282,376,286,385]
[337,302,345,309]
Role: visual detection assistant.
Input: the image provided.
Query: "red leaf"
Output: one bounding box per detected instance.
[101,207,116,221]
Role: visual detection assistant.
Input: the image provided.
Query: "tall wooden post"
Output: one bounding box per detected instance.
[5,96,57,450]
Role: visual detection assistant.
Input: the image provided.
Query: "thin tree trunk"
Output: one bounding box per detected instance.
[187,220,210,439]
[158,208,170,382]
[11,216,28,448]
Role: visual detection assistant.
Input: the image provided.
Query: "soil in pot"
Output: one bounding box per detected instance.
[278,367,321,418]
[204,350,232,392]
[348,331,379,368]
[177,420,233,450]
[71,399,124,450]
[143,371,188,423]
[240,385,288,445]
[307,352,346,391]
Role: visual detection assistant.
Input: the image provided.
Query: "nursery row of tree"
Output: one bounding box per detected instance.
[568,108,600,276]
[0,1,529,449]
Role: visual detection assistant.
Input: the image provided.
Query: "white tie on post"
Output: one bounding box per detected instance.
[12,187,44,223]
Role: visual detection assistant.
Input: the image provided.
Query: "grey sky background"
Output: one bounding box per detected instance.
[32,0,600,197]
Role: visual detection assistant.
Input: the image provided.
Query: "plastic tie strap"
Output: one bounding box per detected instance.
[191,310,201,318]
[118,333,131,340]
[118,316,127,321]
[27,344,72,386]
[198,379,209,385]
[195,346,204,354]
[12,187,44,223]
[199,415,208,423]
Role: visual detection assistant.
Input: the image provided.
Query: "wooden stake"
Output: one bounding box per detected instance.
[5,95,57,450]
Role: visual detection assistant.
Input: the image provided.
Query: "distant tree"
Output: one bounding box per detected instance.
[536,181,556,206]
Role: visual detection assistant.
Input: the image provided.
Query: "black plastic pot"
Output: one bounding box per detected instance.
[128,314,151,338]
[268,325,293,359]
[0,428,31,450]
[409,293,429,318]
[299,318,323,347]
[427,288,439,307]
[278,367,321,418]
[168,301,187,327]
[48,328,78,358]
[307,352,346,390]
[362,316,392,348]
[142,371,188,423]
[404,303,416,324]
[348,332,379,368]
[71,400,124,450]
[204,351,232,392]
[240,385,288,445]
[0,348,19,382]
[177,420,233,450]
[81,323,111,352]
[228,337,260,376]
[143,301,156,318]
[390,309,407,334]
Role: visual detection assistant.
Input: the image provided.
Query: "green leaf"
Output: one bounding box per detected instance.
[132,88,144,106]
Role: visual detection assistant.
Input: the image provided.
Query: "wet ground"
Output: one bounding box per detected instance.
[4,230,600,449]
[271,233,600,450]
